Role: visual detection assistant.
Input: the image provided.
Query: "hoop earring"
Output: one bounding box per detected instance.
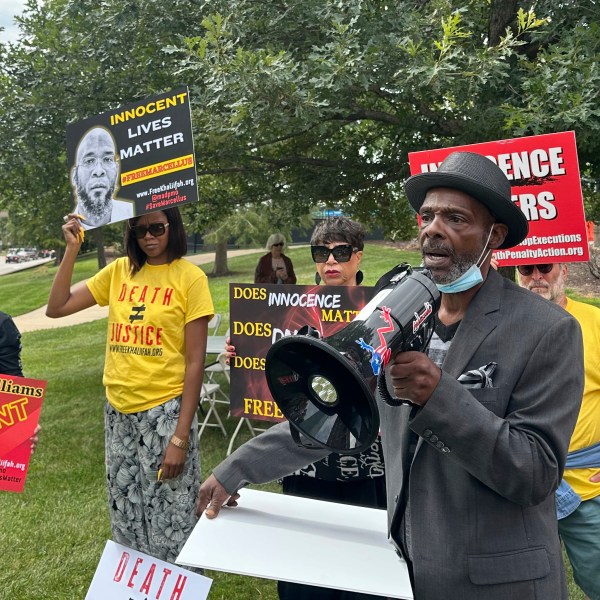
[315,272,321,285]
[356,270,364,285]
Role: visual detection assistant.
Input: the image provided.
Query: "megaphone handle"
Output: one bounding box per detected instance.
[377,368,415,407]
[380,307,436,406]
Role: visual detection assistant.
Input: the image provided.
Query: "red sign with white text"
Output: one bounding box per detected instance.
[408,131,588,266]
[0,374,45,493]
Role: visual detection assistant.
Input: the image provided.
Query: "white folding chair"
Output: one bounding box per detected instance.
[198,381,227,439]
[207,313,222,336]
[204,325,231,402]
[204,350,231,403]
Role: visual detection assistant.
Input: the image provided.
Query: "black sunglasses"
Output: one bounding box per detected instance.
[130,222,169,239]
[516,264,554,276]
[311,244,356,263]
[272,242,284,247]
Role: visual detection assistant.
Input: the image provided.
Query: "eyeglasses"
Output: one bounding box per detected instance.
[516,264,554,276]
[79,156,117,169]
[272,242,284,247]
[311,244,357,263]
[130,222,169,239]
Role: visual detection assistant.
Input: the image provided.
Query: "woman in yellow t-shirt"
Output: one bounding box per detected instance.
[47,207,214,563]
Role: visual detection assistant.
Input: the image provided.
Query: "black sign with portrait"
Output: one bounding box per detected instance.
[66,86,198,230]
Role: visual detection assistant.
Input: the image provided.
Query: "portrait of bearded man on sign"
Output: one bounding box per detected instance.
[70,126,134,229]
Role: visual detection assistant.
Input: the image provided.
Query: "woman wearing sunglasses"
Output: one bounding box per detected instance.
[226,217,386,600]
[46,208,214,565]
[279,217,386,600]
[254,232,297,284]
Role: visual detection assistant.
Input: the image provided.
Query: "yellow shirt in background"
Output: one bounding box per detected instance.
[87,257,214,413]
[563,296,600,501]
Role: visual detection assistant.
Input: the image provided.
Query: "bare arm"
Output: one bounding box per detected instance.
[46,215,96,318]
[159,316,209,480]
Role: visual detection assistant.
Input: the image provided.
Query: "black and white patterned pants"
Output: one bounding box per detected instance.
[104,397,200,564]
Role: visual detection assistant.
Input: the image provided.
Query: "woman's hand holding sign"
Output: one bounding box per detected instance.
[62,213,86,246]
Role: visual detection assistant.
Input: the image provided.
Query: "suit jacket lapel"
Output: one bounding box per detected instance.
[441,269,502,378]
[391,270,505,537]
[411,271,502,457]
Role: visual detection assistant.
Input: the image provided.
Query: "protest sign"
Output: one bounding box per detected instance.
[0,374,45,493]
[66,86,198,230]
[408,131,588,266]
[85,540,212,600]
[178,489,413,599]
[229,283,375,422]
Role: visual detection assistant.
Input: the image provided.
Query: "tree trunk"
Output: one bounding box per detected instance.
[488,0,518,47]
[94,228,107,270]
[212,240,230,276]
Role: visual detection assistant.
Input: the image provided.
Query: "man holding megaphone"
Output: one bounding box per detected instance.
[197,151,584,600]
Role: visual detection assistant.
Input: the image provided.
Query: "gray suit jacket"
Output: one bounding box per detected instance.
[214,270,584,599]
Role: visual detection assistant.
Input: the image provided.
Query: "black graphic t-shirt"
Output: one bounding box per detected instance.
[290,437,385,482]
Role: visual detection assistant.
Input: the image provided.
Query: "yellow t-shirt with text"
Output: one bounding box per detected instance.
[86,257,214,413]
[563,297,600,500]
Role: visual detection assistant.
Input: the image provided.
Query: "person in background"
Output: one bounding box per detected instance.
[517,262,600,600]
[0,310,41,453]
[228,217,386,600]
[198,152,584,599]
[46,207,214,564]
[254,233,297,284]
[0,310,24,377]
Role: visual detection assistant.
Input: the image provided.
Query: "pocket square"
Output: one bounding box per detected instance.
[457,362,497,389]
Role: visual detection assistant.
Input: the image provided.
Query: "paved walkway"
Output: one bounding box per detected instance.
[12,248,263,333]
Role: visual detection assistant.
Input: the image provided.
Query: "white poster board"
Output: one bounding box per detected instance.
[85,540,212,600]
[177,488,413,599]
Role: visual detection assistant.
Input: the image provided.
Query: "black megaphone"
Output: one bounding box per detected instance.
[264,264,440,455]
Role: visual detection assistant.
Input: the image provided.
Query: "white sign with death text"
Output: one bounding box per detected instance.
[85,540,212,600]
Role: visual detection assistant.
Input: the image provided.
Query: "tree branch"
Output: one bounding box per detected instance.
[329,107,401,125]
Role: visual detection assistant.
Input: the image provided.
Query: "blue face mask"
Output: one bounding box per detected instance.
[436,227,494,294]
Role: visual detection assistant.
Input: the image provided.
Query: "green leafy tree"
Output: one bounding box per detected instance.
[1,0,599,268]
[176,0,600,238]
[0,0,215,267]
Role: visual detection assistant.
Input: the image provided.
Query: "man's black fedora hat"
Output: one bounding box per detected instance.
[405,151,529,249]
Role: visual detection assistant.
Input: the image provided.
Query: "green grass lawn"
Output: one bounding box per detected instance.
[0,244,591,598]
[0,252,102,315]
